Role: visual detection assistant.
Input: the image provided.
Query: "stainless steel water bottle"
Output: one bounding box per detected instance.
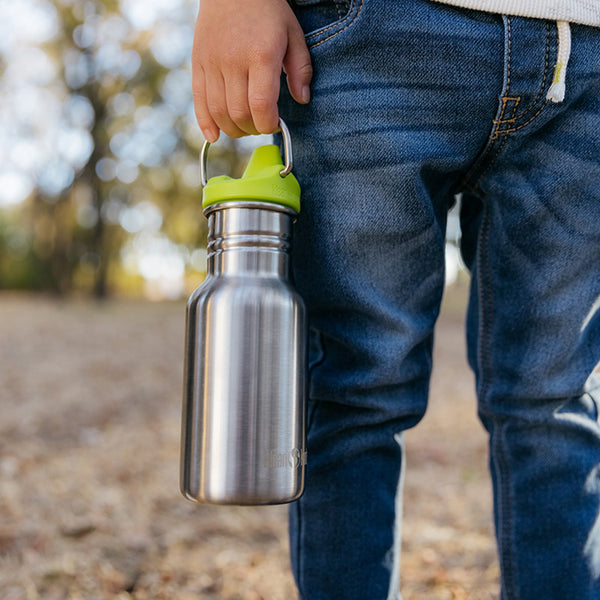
[180,121,307,505]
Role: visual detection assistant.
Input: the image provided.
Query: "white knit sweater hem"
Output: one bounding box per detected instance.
[431,0,600,27]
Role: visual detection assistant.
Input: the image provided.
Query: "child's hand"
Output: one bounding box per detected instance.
[192,0,312,142]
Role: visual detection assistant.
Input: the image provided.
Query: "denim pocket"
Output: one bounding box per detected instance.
[289,0,362,49]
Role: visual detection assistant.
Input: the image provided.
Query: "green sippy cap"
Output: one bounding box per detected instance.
[202,144,301,213]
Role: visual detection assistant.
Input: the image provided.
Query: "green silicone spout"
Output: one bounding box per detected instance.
[202,144,301,213]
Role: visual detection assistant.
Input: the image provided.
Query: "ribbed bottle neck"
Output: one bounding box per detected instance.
[205,202,294,278]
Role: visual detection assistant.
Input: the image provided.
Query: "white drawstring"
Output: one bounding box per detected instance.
[546,20,572,103]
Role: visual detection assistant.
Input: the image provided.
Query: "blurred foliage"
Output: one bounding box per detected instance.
[0,0,250,298]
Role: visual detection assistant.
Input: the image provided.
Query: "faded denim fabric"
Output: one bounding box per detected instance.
[278,0,600,598]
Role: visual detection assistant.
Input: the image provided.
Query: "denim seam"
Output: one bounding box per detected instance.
[493,100,550,136]
[477,205,494,425]
[495,22,551,126]
[460,120,507,194]
[468,109,512,192]
[334,0,351,19]
[478,98,516,184]
[306,0,357,39]
[332,0,344,21]
[306,0,364,49]
[457,17,512,194]
[461,17,552,192]
[506,16,513,91]
[477,206,495,584]
[493,21,552,136]
[490,96,520,139]
[477,204,517,600]
[470,136,509,191]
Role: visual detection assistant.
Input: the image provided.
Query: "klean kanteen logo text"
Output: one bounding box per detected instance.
[264,448,307,469]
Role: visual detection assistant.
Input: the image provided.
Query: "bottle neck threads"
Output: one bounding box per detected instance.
[205,202,295,278]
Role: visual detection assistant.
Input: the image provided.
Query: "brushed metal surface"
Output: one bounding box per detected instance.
[181,202,307,505]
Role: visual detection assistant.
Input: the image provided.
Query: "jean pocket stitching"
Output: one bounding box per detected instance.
[306,0,363,49]
[332,0,344,20]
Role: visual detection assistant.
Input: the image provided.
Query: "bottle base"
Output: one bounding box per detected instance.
[181,488,304,506]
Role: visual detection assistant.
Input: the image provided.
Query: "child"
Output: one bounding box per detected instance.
[192,1,600,598]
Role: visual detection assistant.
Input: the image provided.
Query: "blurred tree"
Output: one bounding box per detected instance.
[0,0,248,298]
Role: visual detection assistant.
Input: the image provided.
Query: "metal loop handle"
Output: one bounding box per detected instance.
[200,118,293,187]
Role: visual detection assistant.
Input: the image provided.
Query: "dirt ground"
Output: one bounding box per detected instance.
[0,283,499,600]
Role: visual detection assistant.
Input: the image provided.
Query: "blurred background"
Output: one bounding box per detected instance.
[0,2,496,599]
[0,0,465,301]
[0,0,270,301]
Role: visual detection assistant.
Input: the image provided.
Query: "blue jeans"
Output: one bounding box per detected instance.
[278,0,600,598]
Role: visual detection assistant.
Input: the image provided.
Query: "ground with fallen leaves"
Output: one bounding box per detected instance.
[0,284,499,600]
